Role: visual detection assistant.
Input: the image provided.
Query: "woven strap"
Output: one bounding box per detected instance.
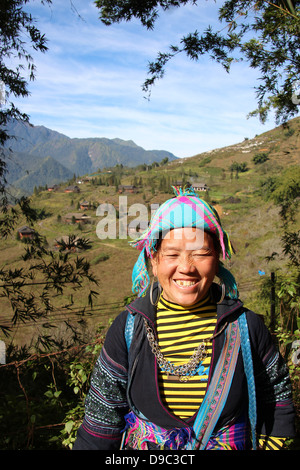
[187,318,241,450]
[125,312,135,350]
[238,313,257,450]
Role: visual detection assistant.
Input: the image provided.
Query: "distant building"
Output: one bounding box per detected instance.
[118,185,138,194]
[79,201,90,210]
[64,213,91,224]
[77,176,95,184]
[64,185,80,193]
[192,182,209,192]
[47,184,59,192]
[17,226,36,240]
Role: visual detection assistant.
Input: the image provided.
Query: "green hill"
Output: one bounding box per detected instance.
[1,116,299,344]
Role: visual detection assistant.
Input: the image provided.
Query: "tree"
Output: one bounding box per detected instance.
[95,0,300,124]
[229,161,248,179]
[253,152,270,165]
[0,0,53,248]
[0,0,100,348]
[0,0,50,185]
[261,165,300,328]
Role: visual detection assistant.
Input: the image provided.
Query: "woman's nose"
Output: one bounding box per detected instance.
[177,254,196,272]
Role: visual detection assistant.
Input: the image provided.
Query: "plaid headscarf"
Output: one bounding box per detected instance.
[130,186,238,299]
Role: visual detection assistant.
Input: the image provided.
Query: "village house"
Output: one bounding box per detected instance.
[64,185,80,193]
[118,185,138,194]
[63,213,91,224]
[17,226,36,240]
[47,184,59,192]
[172,181,209,192]
[77,176,94,184]
[191,182,209,192]
[79,201,90,210]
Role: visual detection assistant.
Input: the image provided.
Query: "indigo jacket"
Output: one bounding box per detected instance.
[74,283,295,450]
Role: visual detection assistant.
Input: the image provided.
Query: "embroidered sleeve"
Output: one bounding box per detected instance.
[247,312,295,439]
[260,351,293,403]
[74,312,130,449]
[255,346,295,437]
[81,345,128,441]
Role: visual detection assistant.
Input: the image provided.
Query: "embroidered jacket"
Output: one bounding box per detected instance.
[73,284,295,450]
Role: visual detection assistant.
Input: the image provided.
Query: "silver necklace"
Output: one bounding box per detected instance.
[144,318,209,382]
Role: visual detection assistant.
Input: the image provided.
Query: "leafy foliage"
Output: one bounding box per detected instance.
[0,213,99,342]
[253,152,270,165]
[0,0,51,195]
[0,334,104,449]
[259,165,300,443]
[95,0,300,124]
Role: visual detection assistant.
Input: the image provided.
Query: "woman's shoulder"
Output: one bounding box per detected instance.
[101,309,132,367]
[106,309,129,337]
[243,308,275,359]
[244,308,266,327]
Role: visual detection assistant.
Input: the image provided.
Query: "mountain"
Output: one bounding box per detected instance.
[4,150,74,197]
[4,120,178,183]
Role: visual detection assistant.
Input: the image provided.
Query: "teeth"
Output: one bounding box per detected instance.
[175,280,197,287]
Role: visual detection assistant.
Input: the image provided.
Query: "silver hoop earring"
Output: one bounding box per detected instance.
[150,278,161,306]
[217,283,226,304]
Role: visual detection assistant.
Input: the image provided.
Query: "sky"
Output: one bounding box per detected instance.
[8,0,295,158]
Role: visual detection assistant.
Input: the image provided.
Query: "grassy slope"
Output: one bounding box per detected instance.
[1,117,299,344]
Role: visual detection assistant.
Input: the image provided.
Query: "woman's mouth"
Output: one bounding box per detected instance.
[174,279,199,287]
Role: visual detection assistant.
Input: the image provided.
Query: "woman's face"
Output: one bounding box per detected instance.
[151,227,219,307]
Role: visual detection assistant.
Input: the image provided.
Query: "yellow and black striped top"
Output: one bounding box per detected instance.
[156,293,217,420]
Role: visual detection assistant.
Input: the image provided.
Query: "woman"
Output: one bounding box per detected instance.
[74,186,295,450]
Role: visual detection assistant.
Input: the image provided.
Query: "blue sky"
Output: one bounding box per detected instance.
[11,0,289,158]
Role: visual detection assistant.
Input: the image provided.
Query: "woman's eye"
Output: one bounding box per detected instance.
[163,253,179,259]
[193,251,210,258]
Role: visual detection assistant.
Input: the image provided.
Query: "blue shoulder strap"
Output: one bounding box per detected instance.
[238,312,257,450]
[125,312,135,350]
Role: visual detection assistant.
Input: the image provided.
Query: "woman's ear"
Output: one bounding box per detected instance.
[150,254,158,277]
[215,259,220,277]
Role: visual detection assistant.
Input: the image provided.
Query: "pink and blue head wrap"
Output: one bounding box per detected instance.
[130,186,238,299]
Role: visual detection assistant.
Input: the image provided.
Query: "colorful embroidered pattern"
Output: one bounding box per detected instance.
[124,411,194,450]
[206,413,251,450]
[81,346,128,440]
[123,411,251,450]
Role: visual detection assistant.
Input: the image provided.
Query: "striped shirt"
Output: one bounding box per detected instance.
[156,293,217,419]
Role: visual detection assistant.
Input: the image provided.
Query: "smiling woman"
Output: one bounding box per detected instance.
[151,228,219,306]
[74,186,295,451]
